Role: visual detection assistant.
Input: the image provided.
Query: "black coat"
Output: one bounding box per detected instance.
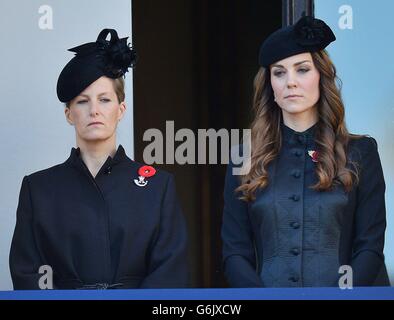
[222,123,390,287]
[9,145,189,289]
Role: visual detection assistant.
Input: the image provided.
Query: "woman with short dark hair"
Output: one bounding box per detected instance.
[10,29,189,290]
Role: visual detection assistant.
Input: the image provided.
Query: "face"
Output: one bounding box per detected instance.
[270,52,320,119]
[65,76,126,143]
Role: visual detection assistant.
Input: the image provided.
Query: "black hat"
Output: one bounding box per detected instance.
[57,29,137,103]
[259,16,336,67]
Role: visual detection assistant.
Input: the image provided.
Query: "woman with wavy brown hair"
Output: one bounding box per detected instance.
[221,16,390,287]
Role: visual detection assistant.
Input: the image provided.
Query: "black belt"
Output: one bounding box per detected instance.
[78,282,124,290]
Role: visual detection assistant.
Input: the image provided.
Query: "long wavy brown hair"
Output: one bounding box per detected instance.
[237,50,361,202]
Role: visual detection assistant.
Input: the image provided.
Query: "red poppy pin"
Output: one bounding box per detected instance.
[134,165,156,187]
[308,150,319,163]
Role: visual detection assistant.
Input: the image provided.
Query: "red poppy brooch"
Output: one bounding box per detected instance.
[134,165,156,187]
[308,150,319,163]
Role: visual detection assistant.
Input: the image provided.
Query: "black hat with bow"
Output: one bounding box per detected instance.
[57,28,137,103]
[259,16,336,67]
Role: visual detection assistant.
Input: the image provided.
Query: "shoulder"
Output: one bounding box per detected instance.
[347,135,379,163]
[228,143,250,166]
[348,134,378,151]
[25,163,66,184]
[347,135,384,183]
[225,144,248,189]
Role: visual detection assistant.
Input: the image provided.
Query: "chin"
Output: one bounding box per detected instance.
[281,104,314,115]
[81,134,112,142]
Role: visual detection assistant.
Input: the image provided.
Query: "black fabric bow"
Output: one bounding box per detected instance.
[68,29,137,78]
[294,16,335,47]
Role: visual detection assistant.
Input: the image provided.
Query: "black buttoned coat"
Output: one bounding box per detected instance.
[9,146,189,289]
[222,124,390,287]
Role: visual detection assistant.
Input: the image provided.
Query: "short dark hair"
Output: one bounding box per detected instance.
[65,77,125,108]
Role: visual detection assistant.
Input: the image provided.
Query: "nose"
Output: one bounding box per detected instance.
[89,101,100,117]
[286,71,298,88]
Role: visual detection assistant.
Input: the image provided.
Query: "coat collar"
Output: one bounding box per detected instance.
[66,145,128,174]
[281,120,317,147]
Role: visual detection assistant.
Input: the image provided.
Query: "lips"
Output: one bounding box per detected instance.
[285,95,302,99]
[88,122,104,126]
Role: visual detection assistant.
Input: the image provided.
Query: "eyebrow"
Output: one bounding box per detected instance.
[271,60,312,68]
[77,92,111,98]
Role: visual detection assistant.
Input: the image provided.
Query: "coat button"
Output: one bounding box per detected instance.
[290,222,300,229]
[297,135,305,144]
[292,170,301,178]
[289,276,300,282]
[294,150,302,157]
[290,194,300,202]
[290,248,300,256]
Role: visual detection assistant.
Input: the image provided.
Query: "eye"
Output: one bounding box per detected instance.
[273,70,285,77]
[100,98,111,103]
[297,67,310,74]
[76,100,88,104]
